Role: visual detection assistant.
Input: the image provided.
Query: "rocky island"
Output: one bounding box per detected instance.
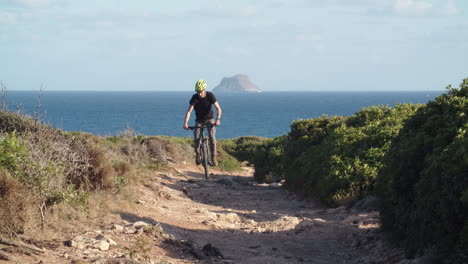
[212,74,261,93]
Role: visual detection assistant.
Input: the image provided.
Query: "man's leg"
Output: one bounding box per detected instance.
[194,125,201,165]
[208,121,217,165]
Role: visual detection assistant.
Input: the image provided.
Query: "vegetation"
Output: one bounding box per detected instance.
[0,109,243,239]
[377,80,468,261]
[233,78,468,261]
[1,79,466,262]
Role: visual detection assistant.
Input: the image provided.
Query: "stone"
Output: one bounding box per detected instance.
[96,234,118,246]
[190,248,205,260]
[196,208,209,214]
[98,240,110,251]
[132,221,150,229]
[202,243,224,258]
[124,228,137,234]
[112,224,124,231]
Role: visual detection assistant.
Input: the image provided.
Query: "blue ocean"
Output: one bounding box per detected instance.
[5,91,443,139]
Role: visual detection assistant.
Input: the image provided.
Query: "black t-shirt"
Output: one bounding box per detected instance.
[189,91,217,122]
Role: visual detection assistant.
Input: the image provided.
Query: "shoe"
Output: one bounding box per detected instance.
[195,153,201,165]
[212,156,218,166]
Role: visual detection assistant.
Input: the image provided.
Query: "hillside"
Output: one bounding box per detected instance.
[212,74,261,93]
[1,78,466,263]
[0,112,408,264]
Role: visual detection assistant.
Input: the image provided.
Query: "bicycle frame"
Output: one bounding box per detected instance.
[188,124,213,179]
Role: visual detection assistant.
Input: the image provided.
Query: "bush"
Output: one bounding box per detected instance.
[283,116,347,193]
[252,135,288,183]
[0,113,121,235]
[220,136,266,163]
[283,105,419,204]
[140,136,194,165]
[328,104,419,201]
[377,79,468,261]
[0,169,40,236]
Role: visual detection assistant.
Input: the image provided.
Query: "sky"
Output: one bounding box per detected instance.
[1,0,467,91]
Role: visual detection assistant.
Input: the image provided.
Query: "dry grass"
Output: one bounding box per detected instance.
[0,170,40,238]
[141,136,194,164]
[0,110,242,243]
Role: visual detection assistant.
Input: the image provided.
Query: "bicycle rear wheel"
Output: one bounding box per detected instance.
[202,142,210,179]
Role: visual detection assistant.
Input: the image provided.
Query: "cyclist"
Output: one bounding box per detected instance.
[183,79,222,166]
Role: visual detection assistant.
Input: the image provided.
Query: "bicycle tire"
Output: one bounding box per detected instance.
[202,141,209,179]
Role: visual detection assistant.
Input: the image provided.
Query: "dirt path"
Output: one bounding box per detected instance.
[131,166,405,264]
[0,166,407,264]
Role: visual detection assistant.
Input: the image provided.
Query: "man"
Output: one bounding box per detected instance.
[183,79,222,166]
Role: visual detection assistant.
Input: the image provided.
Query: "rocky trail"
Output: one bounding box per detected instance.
[0,166,408,264]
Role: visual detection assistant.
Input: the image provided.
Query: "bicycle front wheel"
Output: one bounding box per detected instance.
[202,142,210,179]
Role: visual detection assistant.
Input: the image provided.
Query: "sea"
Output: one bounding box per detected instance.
[4,91,443,139]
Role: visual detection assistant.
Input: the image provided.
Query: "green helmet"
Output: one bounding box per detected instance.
[195,79,206,92]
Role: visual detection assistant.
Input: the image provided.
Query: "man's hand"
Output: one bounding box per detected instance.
[215,119,221,126]
[183,123,189,130]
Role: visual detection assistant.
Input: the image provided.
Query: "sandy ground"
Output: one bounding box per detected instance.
[0,165,407,264]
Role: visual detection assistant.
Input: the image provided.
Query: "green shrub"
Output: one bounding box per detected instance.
[252,135,288,182]
[0,131,29,177]
[276,104,419,204]
[283,116,347,193]
[0,111,42,133]
[214,146,241,171]
[377,79,468,261]
[220,136,266,163]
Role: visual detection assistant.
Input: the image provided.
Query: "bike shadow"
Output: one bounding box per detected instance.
[184,170,230,180]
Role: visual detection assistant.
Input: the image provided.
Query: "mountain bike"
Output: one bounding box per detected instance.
[188,123,215,179]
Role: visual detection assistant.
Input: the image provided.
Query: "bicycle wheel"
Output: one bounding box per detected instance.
[202,141,210,179]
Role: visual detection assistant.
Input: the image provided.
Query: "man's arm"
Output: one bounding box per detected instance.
[183,105,194,129]
[214,101,222,126]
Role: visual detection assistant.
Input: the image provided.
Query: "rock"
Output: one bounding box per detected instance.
[244,219,256,225]
[124,228,137,234]
[195,208,209,214]
[132,221,150,229]
[190,248,205,260]
[202,243,224,258]
[312,218,327,223]
[112,224,124,231]
[135,200,145,204]
[66,236,87,249]
[212,74,261,93]
[92,258,143,264]
[96,235,118,246]
[98,240,110,251]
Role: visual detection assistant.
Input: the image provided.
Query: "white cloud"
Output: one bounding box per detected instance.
[442,0,460,15]
[0,11,18,24]
[194,5,257,18]
[0,0,53,7]
[18,0,50,6]
[393,0,433,15]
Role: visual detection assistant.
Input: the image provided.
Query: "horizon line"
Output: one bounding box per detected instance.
[6,89,446,92]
